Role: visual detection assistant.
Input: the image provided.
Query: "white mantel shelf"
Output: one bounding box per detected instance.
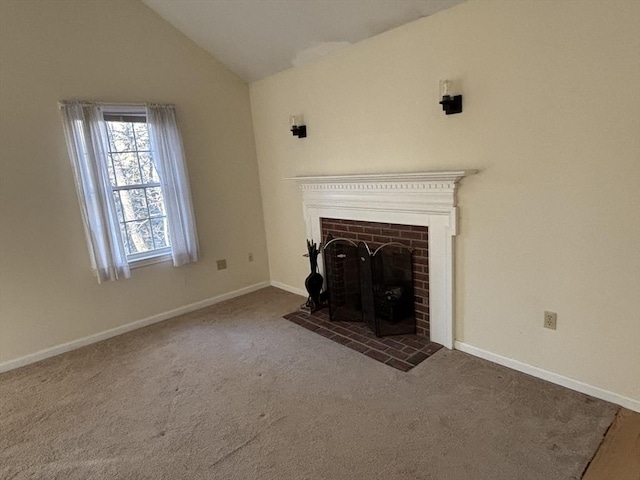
[288,170,476,185]
[289,170,477,349]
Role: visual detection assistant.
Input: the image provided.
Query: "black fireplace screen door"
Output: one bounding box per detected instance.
[323,237,361,322]
[369,243,415,336]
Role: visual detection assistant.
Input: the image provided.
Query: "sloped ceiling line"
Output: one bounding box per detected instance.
[142,0,467,83]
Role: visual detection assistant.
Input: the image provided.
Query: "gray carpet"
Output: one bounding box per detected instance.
[0,287,617,479]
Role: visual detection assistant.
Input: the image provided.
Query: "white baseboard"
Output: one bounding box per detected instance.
[454,341,640,413]
[0,281,270,374]
[269,280,307,297]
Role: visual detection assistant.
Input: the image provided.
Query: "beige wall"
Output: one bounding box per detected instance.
[250,0,640,402]
[0,0,269,363]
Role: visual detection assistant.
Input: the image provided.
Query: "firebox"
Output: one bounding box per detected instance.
[321,218,429,338]
[323,235,415,337]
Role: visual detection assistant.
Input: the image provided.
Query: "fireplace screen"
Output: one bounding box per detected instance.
[324,237,415,337]
[323,237,361,322]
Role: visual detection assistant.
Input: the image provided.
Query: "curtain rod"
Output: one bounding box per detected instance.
[58,100,174,108]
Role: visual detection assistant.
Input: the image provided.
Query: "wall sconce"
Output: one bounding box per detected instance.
[439,79,462,115]
[290,115,307,138]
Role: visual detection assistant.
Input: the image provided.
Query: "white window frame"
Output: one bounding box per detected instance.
[102,105,171,268]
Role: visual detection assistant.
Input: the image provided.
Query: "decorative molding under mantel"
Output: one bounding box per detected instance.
[288,170,477,349]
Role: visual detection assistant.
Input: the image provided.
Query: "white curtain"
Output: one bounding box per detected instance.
[147,104,199,266]
[59,102,131,283]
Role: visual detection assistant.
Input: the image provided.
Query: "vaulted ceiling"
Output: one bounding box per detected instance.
[142,0,467,83]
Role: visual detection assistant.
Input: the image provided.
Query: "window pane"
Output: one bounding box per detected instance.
[119,188,148,221]
[107,121,135,152]
[145,187,166,217]
[151,217,170,249]
[139,153,160,184]
[111,152,141,186]
[134,123,150,151]
[126,220,153,253]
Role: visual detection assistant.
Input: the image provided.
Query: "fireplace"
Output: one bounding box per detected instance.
[290,171,476,349]
[322,219,429,337]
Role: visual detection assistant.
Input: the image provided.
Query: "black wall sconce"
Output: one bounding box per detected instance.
[290,115,307,138]
[439,79,462,115]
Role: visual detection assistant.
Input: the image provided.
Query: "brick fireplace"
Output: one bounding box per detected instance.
[321,218,430,337]
[290,171,476,349]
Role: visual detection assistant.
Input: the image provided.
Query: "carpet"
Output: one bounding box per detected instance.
[0,287,617,479]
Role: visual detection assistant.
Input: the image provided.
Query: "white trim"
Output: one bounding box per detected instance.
[290,171,477,349]
[129,252,172,269]
[101,104,147,115]
[288,171,476,185]
[455,341,640,413]
[270,280,307,297]
[0,281,270,374]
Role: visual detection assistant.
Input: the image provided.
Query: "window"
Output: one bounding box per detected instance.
[103,111,171,263]
[60,101,199,283]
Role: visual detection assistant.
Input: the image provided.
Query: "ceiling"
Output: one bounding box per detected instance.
[142,0,467,83]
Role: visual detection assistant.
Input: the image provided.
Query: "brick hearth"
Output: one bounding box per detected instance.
[283,309,442,372]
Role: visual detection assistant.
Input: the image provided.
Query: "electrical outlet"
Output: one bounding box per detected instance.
[216,259,227,270]
[248,252,254,262]
[544,311,557,330]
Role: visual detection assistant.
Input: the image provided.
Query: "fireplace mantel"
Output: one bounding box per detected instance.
[289,171,477,349]
[291,171,473,184]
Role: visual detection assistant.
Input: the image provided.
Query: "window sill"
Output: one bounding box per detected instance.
[129,253,172,269]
